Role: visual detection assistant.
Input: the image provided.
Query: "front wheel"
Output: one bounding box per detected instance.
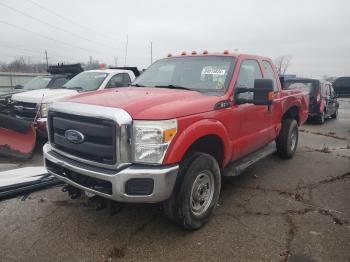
[276,119,298,159]
[163,152,221,230]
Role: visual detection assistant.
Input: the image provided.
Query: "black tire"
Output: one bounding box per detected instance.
[276,119,298,159]
[315,110,325,124]
[163,152,221,230]
[331,108,338,119]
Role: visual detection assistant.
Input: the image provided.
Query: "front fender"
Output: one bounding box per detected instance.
[163,118,231,165]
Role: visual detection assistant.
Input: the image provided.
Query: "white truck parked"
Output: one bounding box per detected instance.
[10,67,139,136]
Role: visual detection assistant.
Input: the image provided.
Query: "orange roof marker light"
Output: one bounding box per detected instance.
[167,53,172,57]
[191,51,197,55]
[203,50,208,55]
[223,50,229,54]
[181,51,187,56]
[99,63,107,69]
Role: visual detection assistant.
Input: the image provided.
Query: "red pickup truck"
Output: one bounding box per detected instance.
[44,52,309,229]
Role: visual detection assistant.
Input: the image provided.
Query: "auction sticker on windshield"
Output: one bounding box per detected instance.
[201,67,226,75]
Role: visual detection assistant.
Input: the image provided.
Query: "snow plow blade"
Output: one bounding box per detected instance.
[0,114,36,158]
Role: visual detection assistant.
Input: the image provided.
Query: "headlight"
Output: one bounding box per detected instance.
[40,103,50,118]
[133,119,177,164]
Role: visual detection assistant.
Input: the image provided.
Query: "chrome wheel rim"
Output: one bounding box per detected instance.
[290,127,297,151]
[190,170,214,216]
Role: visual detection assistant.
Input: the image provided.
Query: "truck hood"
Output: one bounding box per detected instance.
[0,89,24,98]
[11,89,78,104]
[65,87,223,119]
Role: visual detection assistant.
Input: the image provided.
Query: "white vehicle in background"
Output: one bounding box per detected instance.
[10,67,139,136]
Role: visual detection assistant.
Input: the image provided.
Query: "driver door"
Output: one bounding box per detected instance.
[231,59,274,160]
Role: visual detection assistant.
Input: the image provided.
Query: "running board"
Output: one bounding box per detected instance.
[223,143,276,177]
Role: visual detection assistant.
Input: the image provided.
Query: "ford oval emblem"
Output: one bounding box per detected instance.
[65,129,85,144]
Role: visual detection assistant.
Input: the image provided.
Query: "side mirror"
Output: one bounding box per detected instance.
[14,85,23,89]
[235,79,274,106]
[253,79,274,105]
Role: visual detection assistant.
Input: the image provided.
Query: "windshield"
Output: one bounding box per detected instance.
[24,76,52,90]
[63,71,109,91]
[283,80,314,93]
[132,56,236,94]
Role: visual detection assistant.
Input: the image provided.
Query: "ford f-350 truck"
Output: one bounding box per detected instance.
[44,52,309,229]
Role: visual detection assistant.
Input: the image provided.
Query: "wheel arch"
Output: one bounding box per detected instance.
[163,119,231,168]
[282,105,300,125]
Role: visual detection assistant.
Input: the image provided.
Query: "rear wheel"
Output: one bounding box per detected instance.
[276,119,298,159]
[331,108,338,119]
[316,110,325,124]
[163,152,221,230]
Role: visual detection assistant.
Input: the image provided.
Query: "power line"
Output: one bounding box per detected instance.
[0,1,119,51]
[0,40,90,62]
[25,0,122,43]
[0,44,82,63]
[0,52,45,60]
[0,43,44,56]
[0,20,112,59]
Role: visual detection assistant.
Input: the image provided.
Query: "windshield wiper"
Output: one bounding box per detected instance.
[130,83,145,87]
[155,85,196,92]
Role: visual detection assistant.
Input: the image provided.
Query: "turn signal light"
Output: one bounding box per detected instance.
[164,128,177,142]
[181,51,187,55]
[203,50,208,55]
[223,50,229,54]
[268,91,274,101]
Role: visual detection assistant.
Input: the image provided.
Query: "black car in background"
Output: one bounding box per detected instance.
[283,78,339,124]
[333,77,350,97]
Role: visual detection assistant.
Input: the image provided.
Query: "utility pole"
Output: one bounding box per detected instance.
[150,41,153,65]
[124,34,128,66]
[114,57,118,67]
[45,50,49,69]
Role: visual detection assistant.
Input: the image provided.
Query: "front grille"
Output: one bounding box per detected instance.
[48,111,117,165]
[13,101,37,120]
[45,159,112,195]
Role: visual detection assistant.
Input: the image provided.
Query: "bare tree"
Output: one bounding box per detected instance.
[274,56,292,75]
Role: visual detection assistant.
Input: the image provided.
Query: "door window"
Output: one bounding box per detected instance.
[262,61,278,91]
[235,60,262,99]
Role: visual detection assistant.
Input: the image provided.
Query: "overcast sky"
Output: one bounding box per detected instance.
[0,0,349,78]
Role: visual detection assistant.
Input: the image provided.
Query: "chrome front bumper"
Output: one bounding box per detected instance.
[43,143,178,203]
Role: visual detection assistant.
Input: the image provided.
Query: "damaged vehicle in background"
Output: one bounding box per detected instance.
[10,67,139,137]
[43,51,309,229]
[283,78,339,124]
[0,63,83,115]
